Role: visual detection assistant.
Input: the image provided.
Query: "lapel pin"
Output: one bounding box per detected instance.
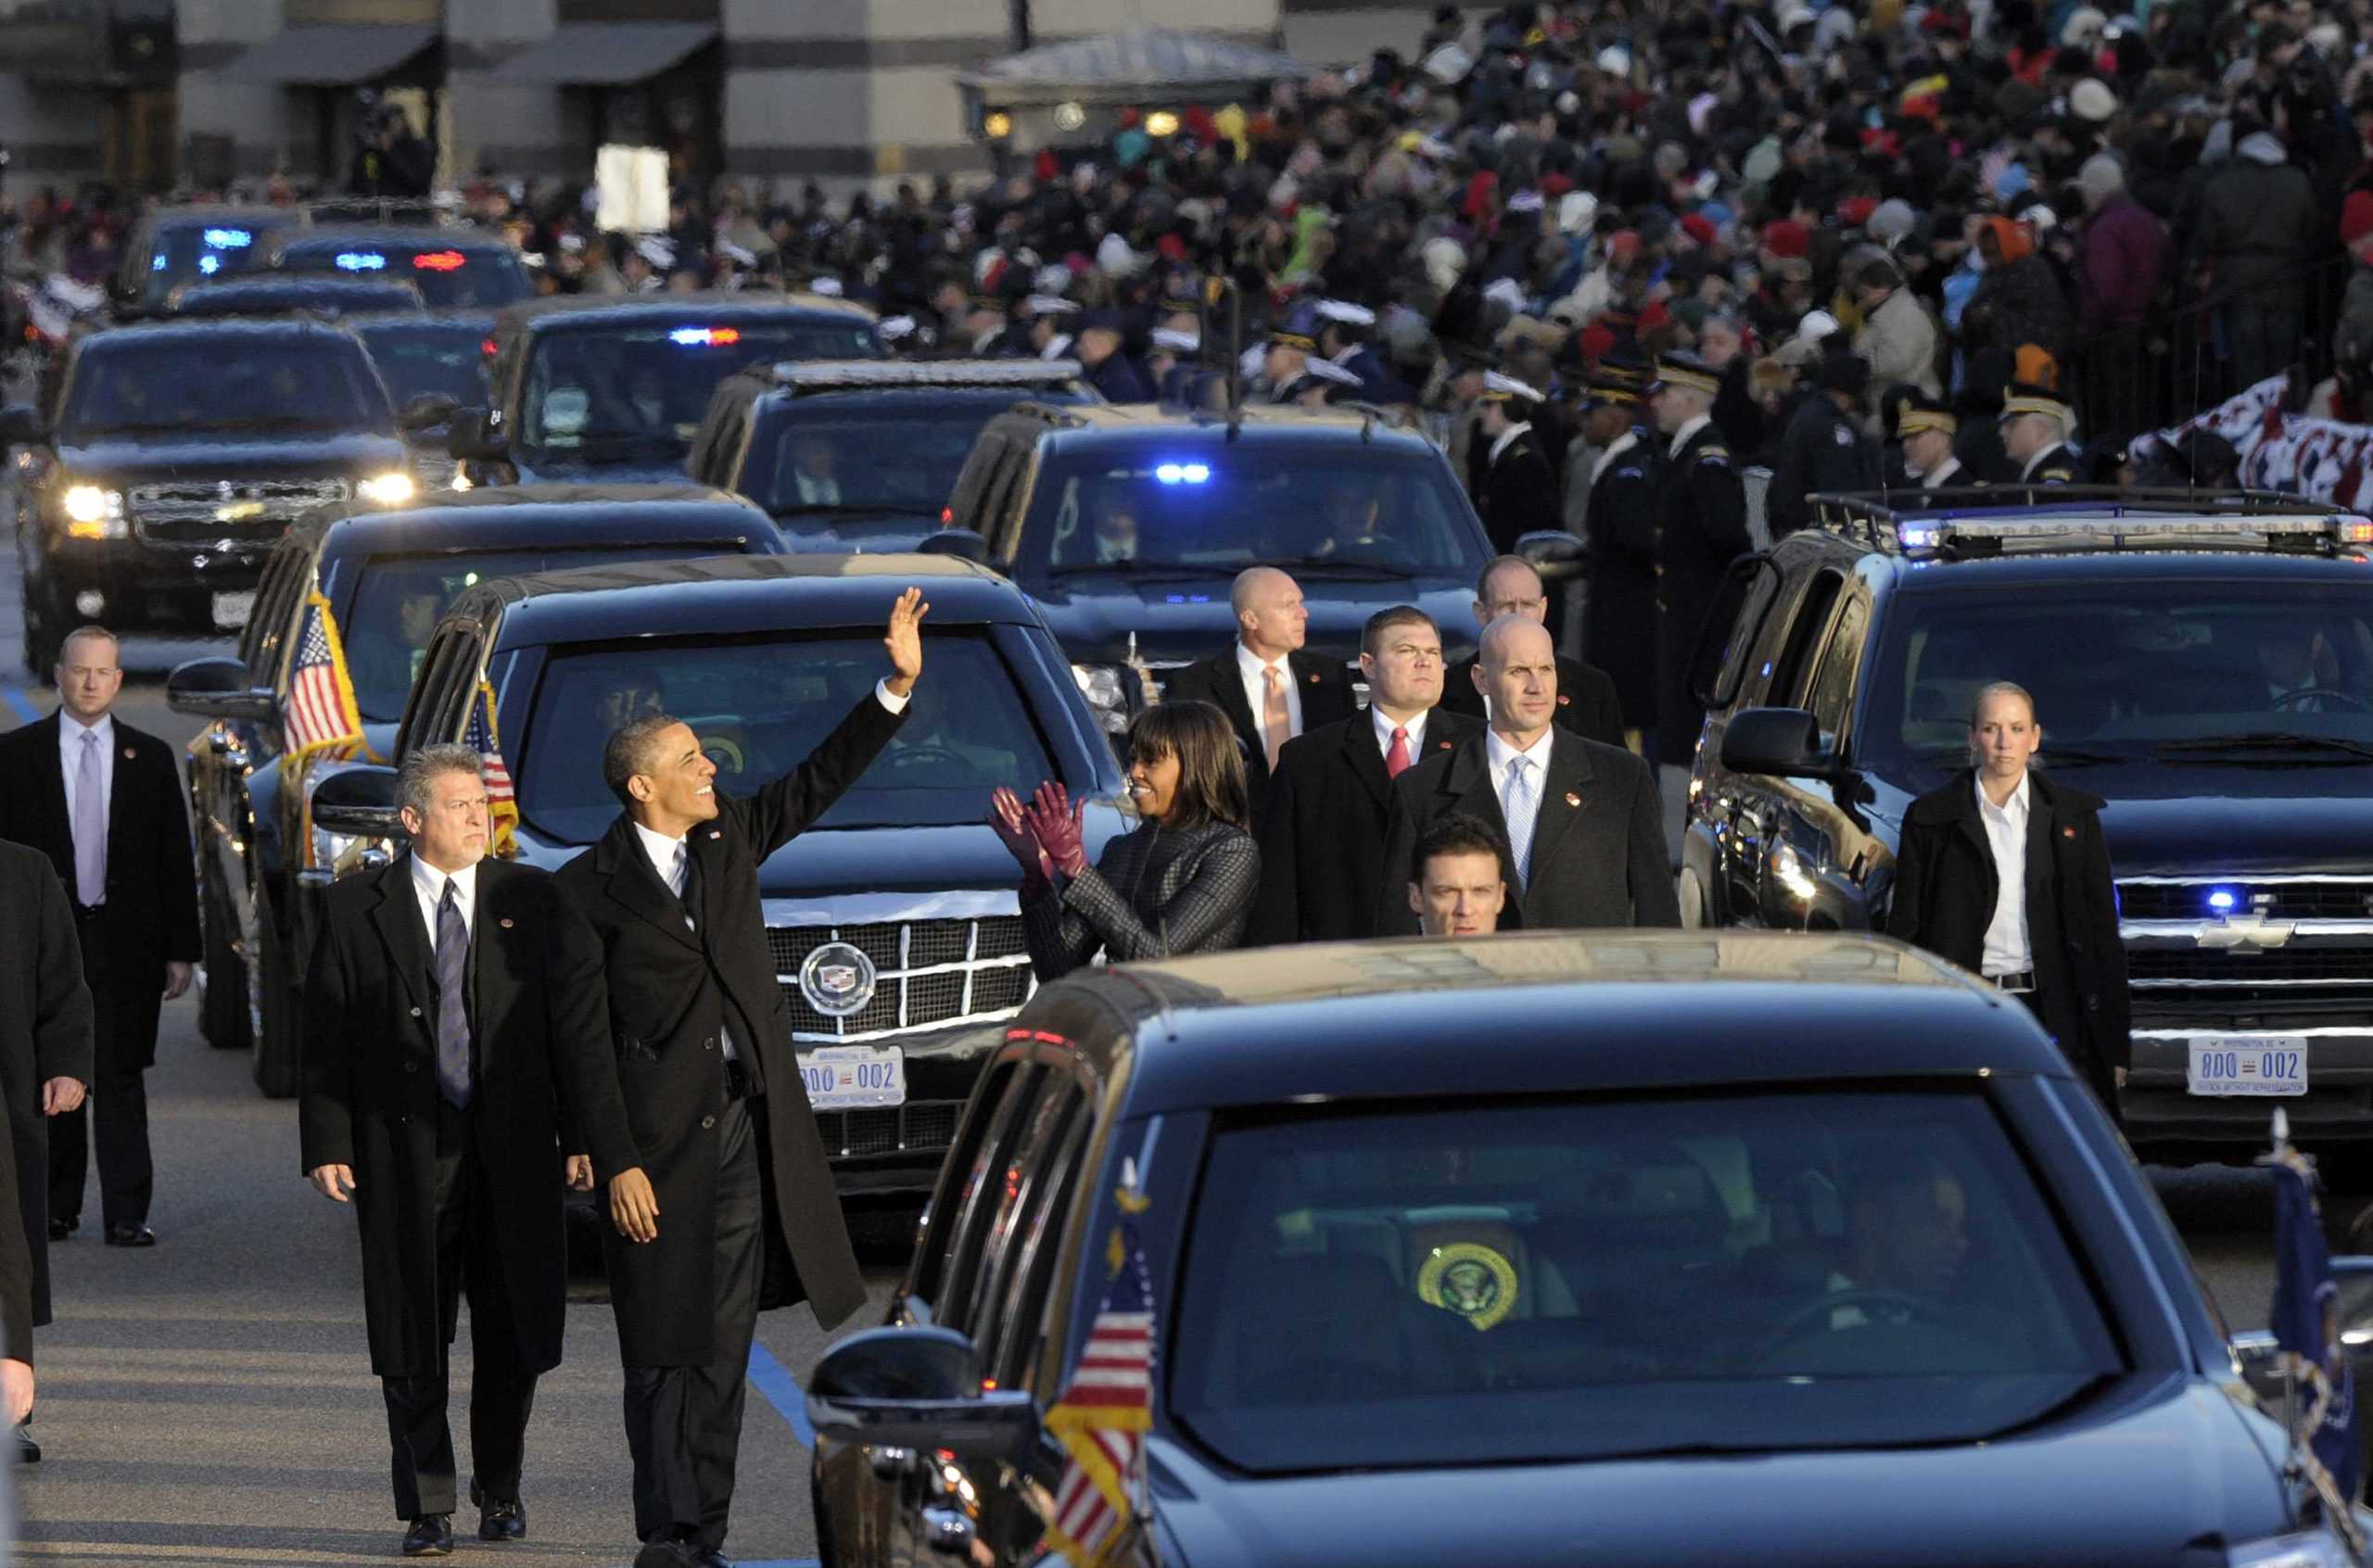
[2062,826,2075,838]
[1437,740,1452,750]
[1307,672,1320,683]
[708,829,722,840]
[122,747,136,759]
[1565,791,1581,807]
[1556,694,1571,705]
[499,917,515,929]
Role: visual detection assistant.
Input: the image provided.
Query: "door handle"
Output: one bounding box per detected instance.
[921,1506,977,1557]
[869,1444,915,1479]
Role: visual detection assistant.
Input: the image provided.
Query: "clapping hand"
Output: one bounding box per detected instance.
[989,787,1053,888]
[1025,782,1089,879]
[882,586,930,697]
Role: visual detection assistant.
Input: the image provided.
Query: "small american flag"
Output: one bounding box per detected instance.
[465,678,519,854]
[286,594,362,758]
[1040,1187,1155,1568]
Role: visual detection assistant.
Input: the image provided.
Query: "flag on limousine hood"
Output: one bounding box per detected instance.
[1040,1182,1155,1568]
[2270,1134,2361,1505]
[286,592,364,759]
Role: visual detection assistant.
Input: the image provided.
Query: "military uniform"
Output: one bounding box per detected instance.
[2020,444,2083,484]
[1654,415,1753,768]
[1478,420,1561,554]
[1582,426,1662,734]
[1767,386,1881,538]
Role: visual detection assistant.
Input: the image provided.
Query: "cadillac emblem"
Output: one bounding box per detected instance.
[798,941,877,1018]
[1416,1243,1519,1331]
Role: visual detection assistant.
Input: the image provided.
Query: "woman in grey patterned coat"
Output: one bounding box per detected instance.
[992,701,1260,982]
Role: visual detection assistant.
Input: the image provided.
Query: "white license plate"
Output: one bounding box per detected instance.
[796,1044,905,1110]
[2187,1036,2309,1096]
[209,590,256,629]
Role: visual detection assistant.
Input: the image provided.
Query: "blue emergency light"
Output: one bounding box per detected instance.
[667,326,742,347]
[150,255,166,272]
[1154,462,1211,485]
[335,251,387,272]
[197,254,221,276]
[2207,888,2240,913]
[201,228,252,249]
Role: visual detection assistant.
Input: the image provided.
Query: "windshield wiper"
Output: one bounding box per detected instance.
[2155,731,2373,762]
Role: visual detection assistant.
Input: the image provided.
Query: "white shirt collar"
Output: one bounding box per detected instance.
[59,711,113,745]
[1485,725,1555,778]
[1922,456,1962,488]
[1372,705,1428,757]
[631,819,689,884]
[1042,334,1073,360]
[2019,444,2061,479]
[1235,639,1288,687]
[1667,411,1712,460]
[1974,768,2031,821]
[1487,421,1532,464]
[410,851,478,915]
[1599,429,1641,467]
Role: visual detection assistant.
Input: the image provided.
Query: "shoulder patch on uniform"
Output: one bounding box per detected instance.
[1696,447,1731,464]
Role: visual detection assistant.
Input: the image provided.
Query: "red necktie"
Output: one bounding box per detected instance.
[1385,725,1411,778]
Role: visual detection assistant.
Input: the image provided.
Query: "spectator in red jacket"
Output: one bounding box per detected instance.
[2073,154,2170,449]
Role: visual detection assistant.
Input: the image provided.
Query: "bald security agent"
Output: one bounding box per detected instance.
[1376,616,1681,934]
[1250,606,1481,944]
[1440,555,1627,748]
[558,588,927,1568]
[1161,567,1356,803]
[301,744,641,1555]
[0,841,92,1463]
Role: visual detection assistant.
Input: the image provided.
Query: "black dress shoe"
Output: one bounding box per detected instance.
[17,1427,39,1464]
[692,1549,735,1568]
[103,1225,156,1247]
[401,1514,453,1557]
[46,1219,74,1242]
[632,1538,702,1568]
[470,1479,527,1541]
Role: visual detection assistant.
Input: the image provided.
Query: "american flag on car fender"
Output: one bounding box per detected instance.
[286,593,363,759]
[1039,1183,1155,1568]
[464,678,519,856]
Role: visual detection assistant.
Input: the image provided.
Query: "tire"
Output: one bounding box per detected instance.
[251,883,300,1099]
[1676,866,1709,929]
[197,868,251,1052]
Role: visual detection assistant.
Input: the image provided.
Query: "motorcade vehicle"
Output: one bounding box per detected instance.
[806,929,2373,1567]
[163,275,424,320]
[109,206,303,320]
[164,485,782,1095]
[1684,487,2373,1155]
[686,359,1094,553]
[349,311,495,490]
[934,402,1565,735]
[447,293,882,488]
[308,553,1130,1194]
[264,227,533,310]
[0,317,415,671]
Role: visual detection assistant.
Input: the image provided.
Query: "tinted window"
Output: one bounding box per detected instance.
[1806,595,1868,741]
[767,403,1021,516]
[62,337,393,436]
[1861,582,2373,773]
[515,322,882,467]
[1767,571,1844,707]
[143,221,280,303]
[1022,448,1480,576]
[280,245,532,308]
[1170,1090,2119,1473]
[339,546,733,722]
[515,629,1057,843]
[354,322,494,408]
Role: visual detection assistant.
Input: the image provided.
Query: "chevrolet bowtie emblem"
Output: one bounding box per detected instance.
[2199,914,2296,950]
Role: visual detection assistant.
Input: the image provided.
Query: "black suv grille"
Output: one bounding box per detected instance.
[812,1099,966,1160]
[767,916,1033,1042]
[2119,880,2373,920]
[129,476,351,549]
[2127,946,2373,1010]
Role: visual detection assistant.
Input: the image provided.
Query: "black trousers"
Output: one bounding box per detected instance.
[48,975,159,1231]
[2011,984,2123,1127]
[623,1091,761,1551]
[381,1101,538,1519]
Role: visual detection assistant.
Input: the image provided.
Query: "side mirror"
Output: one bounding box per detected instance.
[0,404,44,448]
[1516,529,1587,583]
[806,1325,1038,1461]
[1719,706,1844,779]
[311,765,404,839]
[917,529,989,564]
[447,407,507,462]
[400,392,460,432]
[166,656,274,723]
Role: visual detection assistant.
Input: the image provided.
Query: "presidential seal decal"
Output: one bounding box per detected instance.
[1416,1243,1518,1331]
[798,941,878,1018]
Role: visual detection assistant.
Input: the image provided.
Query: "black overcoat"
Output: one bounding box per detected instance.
[1477,425,1564,555]
[0,841,91,1333]
[555,692,899,1365]
[1161,647,1356,803]
[1580,428,1662,734]
[1654,422,1753,767]
[1249,709,1480,945]
[298,854,634,1379]
[1884,768,2132,1098]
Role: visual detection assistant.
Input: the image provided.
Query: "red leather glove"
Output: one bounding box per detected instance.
[988,787,1053,893]
[1027,781,1089,879]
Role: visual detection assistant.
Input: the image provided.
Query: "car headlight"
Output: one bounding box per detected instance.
[357,472,416,505]
[60,485,125,538]
[1071,663,1130,734]
[2229,1531,2356,1568]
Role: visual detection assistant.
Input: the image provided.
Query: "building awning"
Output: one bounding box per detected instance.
[488,22,717,86]
[225,25,437,86]
[956,27,1313,107]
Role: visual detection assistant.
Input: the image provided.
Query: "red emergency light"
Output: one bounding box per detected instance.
[412,250,467,272]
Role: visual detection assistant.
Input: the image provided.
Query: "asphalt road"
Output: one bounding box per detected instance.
[0,527,2353,1563]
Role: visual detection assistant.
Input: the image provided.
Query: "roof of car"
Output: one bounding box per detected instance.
[315,484,766,550]
[273,227,516,252]
[1024,401,1440,451]
[142,205,298,229]
[1873,550,2373,588]
[1025,932,2071,1114]
[347,310,496,334]
[82,316,375,348]
[171,277,422,309]
[494,291,877,333]
[473,551,1034,647]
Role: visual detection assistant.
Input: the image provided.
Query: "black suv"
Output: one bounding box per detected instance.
[163,275,425,320]
[448,292,882,488]
[163,485,781,1095]
[935,403,1551,734]
[109,206,303,321]
[686,359,1094,552]
[264,226,534,310]
[1684,487,2373,1153]
[310,554,1129,1195]
[1,317,417,671]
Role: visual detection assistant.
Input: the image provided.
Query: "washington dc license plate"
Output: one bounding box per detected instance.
[796,1044,906,1110]
[2186,1037,2307,1096]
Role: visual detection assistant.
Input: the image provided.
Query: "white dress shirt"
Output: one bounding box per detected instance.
[409,853,477,949]
[1486,421,1534,466]
[1484,725,1556,803]
[1666,411,1712,460]
[1235,640,1302,743]
[58,711,116,835]
[1975,770,2033,975]
[1371,705,1428,762]
[1921,456,1963,489]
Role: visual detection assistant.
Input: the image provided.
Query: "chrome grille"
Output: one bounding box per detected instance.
[812,1099,966,1160]
[768,916,1034,1044]
[129,475,352,548]
[2118,879,2373,921]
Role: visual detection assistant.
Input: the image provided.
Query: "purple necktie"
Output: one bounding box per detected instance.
[72,729,105,906]
[434,879,472,1109]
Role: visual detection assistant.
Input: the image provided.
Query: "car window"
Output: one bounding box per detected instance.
[990,1100,1096,1393]
[1860,581,2373,774]
[61,335,393,437]
[1169,1088,2122,1473]
[1766,570,1845,709]
[933,1064,1047,1334]
[766,403,1025,517]
[1805,595,1869,745]
[398,624,482,755]
[242,545,306,676]
[961,1073,1090,1359]
[355,322,495,410]
[1698,553,1781,712]
[514,628,1059,843]
[910,1058,1024,1321]
[143,220,277,305]
[279,244,532,308]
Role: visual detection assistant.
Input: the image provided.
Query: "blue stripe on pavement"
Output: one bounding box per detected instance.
[746,1338,818,1448]
[0,688,35,726]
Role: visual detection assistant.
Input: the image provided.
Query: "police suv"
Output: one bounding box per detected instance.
[1683,487,2373,1155]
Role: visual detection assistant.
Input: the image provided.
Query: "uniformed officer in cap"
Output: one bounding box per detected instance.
[1576,354,1662,741]
[1473,371,1562,555]
[1293,356,1365,408]
[1023,294,1080,361]
[1263,302,1325,404]
[1074,308,1153,402]
[1999,358,2081,485]
[1900,392,1968,488]
[1316,298,1416,405]
[1767,348,1881,540]
[1649,352,1753,822]
[1148,322,1203,405]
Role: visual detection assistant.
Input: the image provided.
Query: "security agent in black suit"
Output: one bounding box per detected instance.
[0,626,196,1248]
[557,588,925,1568]
[1250,606,1482,945]
[1440,555,1627,749]
[0,840,93,1461]
[1885,683,2132,1119]
[1159,567,1357,803]
[1376,616,1681,935]
[1472,371,1563,555]
[300,744,642,1555]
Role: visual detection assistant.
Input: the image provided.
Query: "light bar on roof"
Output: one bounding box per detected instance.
[773,358,1086,390]
[1895,512,2372,556]
[335,251,387,271]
